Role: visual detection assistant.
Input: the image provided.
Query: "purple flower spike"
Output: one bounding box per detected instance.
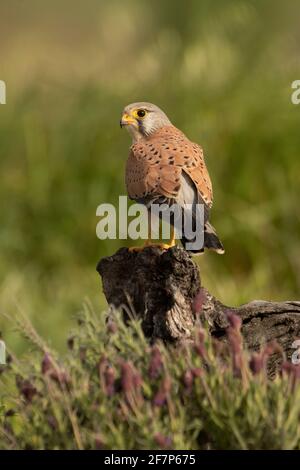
[148,345,163,379]
[154,433,172,449]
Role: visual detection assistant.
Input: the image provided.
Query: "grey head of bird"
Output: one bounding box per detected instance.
[120,102,172,142]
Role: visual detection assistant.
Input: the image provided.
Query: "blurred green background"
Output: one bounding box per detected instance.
[0,0,299,354]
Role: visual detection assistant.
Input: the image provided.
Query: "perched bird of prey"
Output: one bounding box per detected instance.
[120,102,224,255]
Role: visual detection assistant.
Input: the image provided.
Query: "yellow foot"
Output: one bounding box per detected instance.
[154,242,176,250]
[128,240,176,252]
[128,245,145,252]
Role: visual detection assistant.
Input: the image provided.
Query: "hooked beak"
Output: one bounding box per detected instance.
[120,113,137,128]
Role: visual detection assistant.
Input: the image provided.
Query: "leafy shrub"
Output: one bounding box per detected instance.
[0,304,300,450]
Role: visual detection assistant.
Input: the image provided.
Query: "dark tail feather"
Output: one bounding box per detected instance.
[203,222,224,254]
[180,222,225,255]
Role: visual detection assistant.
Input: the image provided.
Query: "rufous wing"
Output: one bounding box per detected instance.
[125,125,213,208]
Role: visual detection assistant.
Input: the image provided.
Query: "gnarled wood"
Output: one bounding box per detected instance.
[97,246,300,374]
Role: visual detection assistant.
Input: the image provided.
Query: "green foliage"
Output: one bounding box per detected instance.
[1,306,300,450]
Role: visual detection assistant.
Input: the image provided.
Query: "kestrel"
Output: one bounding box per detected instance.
[120,102,224,255]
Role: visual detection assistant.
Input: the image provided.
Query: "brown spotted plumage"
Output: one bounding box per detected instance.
[121,102,224,254]
[126,126,212,208]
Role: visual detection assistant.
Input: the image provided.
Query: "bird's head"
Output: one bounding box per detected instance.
[120,102,171,142]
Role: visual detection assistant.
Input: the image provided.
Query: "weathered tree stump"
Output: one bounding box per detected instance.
[97,246,300,372]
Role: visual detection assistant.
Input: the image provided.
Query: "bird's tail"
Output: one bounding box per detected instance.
[203,222,225,254]
[180,221,225,255]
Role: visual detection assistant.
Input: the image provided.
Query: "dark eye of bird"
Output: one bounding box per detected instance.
[137,109,146,118]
